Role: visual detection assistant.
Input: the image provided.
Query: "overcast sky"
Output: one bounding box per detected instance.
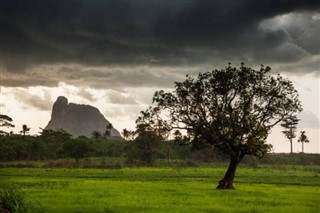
[1,0,319,153]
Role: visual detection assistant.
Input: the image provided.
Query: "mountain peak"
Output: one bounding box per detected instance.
[45,97,121,137]
[56,96,68,105]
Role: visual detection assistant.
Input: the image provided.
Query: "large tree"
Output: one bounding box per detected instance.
[139,64,302,189]
[126,122,162,165]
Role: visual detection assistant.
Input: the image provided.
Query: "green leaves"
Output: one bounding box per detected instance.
[298,131,309,144]
[141,63,302,159]
[0,187,34,213]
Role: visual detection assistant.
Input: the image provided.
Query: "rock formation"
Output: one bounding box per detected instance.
[45,96,121,137]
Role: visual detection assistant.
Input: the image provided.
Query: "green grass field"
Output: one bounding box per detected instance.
[0,166,319,212]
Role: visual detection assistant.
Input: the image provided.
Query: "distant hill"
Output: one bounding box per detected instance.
[45,96,121,138]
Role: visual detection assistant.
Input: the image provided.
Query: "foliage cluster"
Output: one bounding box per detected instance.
[0,186,34,213]
[0,129,126,162]
[0,114,15,136]
[0,128,227,166]
[1,128,319,168]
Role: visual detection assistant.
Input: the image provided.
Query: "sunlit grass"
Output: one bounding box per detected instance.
[0,166,319,212]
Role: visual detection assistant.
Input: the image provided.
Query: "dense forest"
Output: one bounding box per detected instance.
[0,128,319,167]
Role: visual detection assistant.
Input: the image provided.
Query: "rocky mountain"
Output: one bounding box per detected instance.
[45,96,121,138]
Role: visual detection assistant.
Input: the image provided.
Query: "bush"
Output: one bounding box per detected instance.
[0,187,34,213]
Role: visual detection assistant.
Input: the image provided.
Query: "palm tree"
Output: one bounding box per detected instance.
[21,124,30,136]
[104,123,113,137]
[297,131,309,153]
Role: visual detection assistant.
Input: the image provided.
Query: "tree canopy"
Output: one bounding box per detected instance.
[0,114,15,135]
[21,124,31,136]
[139,63,302,189]
[281,115,299,153]
[298,131,309,153]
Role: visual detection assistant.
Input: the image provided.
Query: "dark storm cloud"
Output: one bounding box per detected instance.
[53,65,192,89]
[1,0,320,82]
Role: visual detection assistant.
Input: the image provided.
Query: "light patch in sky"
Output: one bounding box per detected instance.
[312,14,320,21]
[268,126,319,153]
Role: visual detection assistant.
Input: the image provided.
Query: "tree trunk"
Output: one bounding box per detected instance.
[290,125,293,153]
[216,157,240,190]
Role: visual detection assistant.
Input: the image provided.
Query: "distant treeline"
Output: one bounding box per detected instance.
[0,129,319,167]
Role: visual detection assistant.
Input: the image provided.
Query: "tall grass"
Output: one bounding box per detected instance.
[0,186,34,213]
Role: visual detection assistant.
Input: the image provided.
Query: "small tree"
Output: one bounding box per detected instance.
[91,131,102,141]
[280,115,299,153]
[137,112,172,165]
[104,123,113,138]
[297,131,309,153]
[20,124,31,136]
[140,63,302,189]
[126,122,162,165]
